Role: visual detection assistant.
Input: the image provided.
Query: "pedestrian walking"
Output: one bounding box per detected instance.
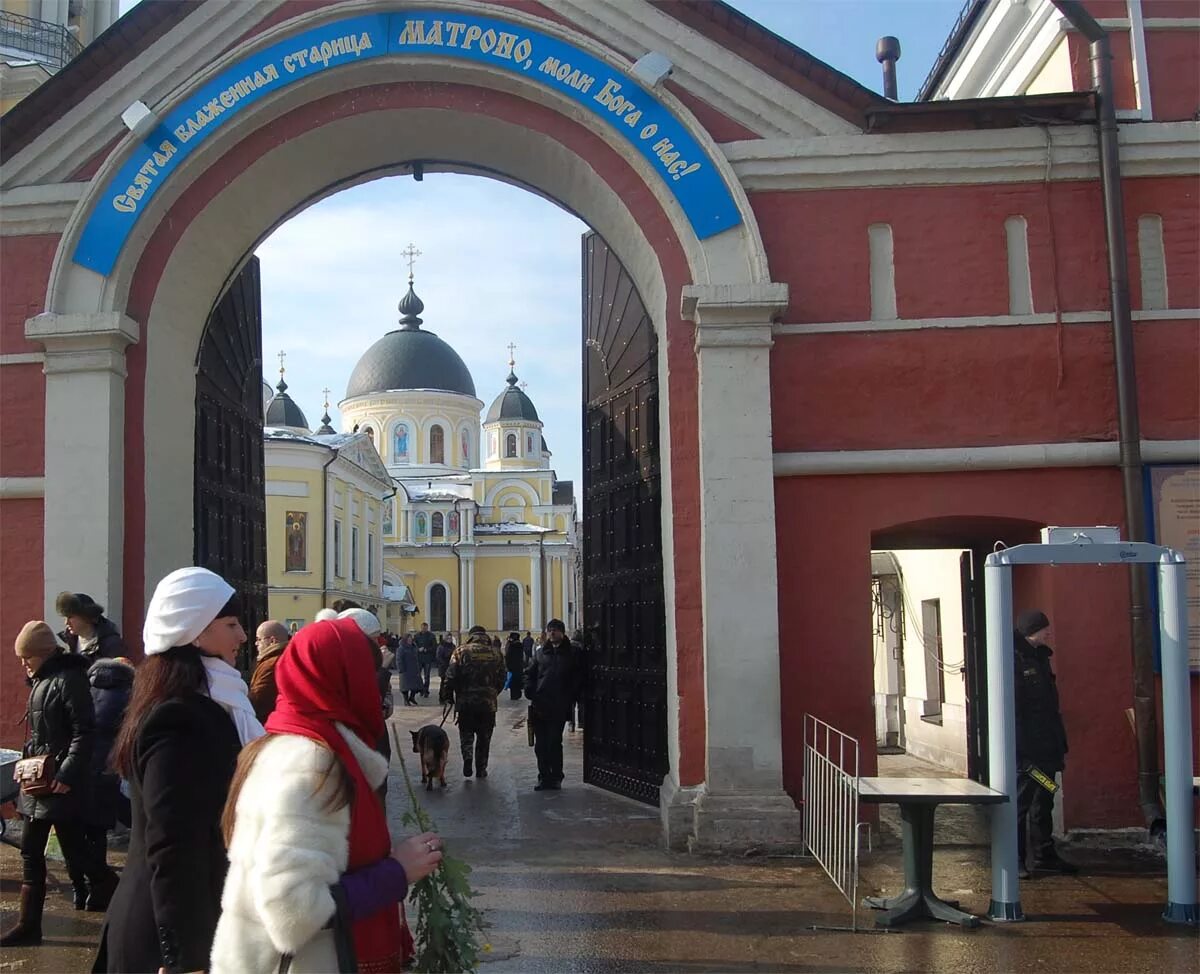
[210,618,441,974]
[1013,609,1077,878]
[93,567,248,974]
[249,620,291,721]
[441,626,506,778]
[504,631,525,701]
[81,656,134,905]
[524,619,584,791]
[522,630,535,665]
[436,634,455,683]
[2,622,109,947]
[414,622,438,697]
[398,633,421,706]
[56,592,126,660]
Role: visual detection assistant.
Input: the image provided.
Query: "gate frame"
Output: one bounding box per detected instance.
[984,537,1196,925]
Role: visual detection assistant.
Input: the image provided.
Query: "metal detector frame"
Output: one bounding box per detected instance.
[985,540,1197,925]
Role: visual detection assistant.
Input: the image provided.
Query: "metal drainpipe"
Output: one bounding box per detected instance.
[1051,1,1163,833]
[451,498,463,635]
[320,449,338,607]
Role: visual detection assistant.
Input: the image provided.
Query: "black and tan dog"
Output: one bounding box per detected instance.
[411,724,450,790]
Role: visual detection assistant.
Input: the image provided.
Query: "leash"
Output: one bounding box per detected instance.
[439,701,454,728]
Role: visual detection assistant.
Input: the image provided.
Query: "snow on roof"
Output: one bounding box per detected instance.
[473,521,553,535]
[399,479,473,502]
[383,583,416,606]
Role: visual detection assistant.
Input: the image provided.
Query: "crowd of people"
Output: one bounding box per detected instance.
[3,572,586,972]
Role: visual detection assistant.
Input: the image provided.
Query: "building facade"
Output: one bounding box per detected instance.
[0,0,117,113]
[1,0,1196,851]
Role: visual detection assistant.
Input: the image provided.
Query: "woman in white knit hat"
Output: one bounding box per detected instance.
[94,567,258,974]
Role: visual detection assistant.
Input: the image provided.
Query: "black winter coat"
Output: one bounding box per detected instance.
[85,658,134,829]
[524,640,584,722]
[504,637,525,675]
[18,651,95,822]
[59,617,127,660]
[95,693,240,974]
[1013,633,1069,772]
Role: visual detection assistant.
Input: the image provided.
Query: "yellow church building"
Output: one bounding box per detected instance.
[264,269,578,638]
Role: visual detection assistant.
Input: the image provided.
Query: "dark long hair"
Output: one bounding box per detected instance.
[110,646,206,777]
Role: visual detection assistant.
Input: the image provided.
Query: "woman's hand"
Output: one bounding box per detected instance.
[49,780,71,794]
[392,831,443,884]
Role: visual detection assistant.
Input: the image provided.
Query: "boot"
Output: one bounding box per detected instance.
[86,869,119,912]
[1033,848,1078,874]
[72,883,88,910]
[462,756,473,778]
[0,883,46,947]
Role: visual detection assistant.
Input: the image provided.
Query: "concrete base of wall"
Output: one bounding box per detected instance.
[687,790,803,854]
[660,776,702,852]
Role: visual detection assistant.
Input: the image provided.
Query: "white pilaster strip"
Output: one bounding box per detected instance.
[1127,0,1155,120]
[0,477,46,499]
[773,439,1200,477]
[1137,214,1168,311]
[868,224,897,321]
[1005,215,1034,315]
[25,312,139,626]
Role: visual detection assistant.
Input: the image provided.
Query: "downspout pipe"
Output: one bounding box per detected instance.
[1052,1,1163,835]
[320,449,338,607]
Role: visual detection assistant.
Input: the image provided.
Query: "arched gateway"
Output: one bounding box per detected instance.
[6,0,821,852]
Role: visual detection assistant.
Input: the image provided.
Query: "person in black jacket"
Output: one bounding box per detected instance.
[94,567,245,974]
[56,592,127,661]
[504,631,525,701]
[524,620,584,791]
[1013,609,1076,877]
[2,621,109,947]
[82,657,134,899]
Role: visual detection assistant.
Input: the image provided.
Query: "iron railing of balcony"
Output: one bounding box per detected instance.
[0,9,83,72]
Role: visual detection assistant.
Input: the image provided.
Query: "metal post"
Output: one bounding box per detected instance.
[985,555,1023,921]
[1158,553,1198,925]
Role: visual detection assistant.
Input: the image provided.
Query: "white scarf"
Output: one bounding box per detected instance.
[202,656,266,745]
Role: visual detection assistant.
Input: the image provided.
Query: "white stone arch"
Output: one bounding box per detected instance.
[424,579,452,633]
[496,577,525,631]
[483,479,541,508]
[32,0,794,849]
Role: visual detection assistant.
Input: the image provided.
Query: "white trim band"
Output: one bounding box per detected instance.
[774,308,1200,335]
[0,353,46,366]
[0,477,46,499]
[774,440,1200,477]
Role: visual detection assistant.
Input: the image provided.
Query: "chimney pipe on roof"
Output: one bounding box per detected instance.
[875,36,901,101]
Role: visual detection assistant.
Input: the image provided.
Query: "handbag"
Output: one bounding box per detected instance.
[14,754,56,797]
[278,882,357,974]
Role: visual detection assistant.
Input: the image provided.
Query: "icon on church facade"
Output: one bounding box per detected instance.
[382,498,393,536]
[448,511,459,536]
[394,422,409,460]
[461,428,470,463]
[415,511,427,537]
[285,511,307,572]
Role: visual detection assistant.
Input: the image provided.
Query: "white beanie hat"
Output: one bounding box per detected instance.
[339,607,382,638]
[314,608,339,622]
[143,567,235,656]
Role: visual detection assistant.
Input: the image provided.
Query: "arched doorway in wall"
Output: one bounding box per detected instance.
[870,516,1044,782]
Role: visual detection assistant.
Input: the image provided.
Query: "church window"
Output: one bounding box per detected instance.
[432,512,444,538]
[394,423,410,461]
[501,582,520,630]
[333,520,343,577]
[430,583,448,631]
[489,432,498,457]
[527,433,534,456]
[430,425,445,464]
[505,433,517,458]
[367,535,374,584]
[351,527,359,581]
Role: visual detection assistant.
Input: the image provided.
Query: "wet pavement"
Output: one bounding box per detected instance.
[2,678,1195,972]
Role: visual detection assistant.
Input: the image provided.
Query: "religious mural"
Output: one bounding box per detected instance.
[461,428,470,464]
[394,422,409,460]
[415,511,427,538]
[285,511,307,572]
[382,498,394,536]
[448,511,460,536]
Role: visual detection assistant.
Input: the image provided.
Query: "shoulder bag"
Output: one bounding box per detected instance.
[278,882,357,974]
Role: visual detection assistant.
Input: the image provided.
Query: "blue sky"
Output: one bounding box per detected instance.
[119,1,965,490]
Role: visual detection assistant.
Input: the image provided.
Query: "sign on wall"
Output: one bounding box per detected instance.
[72,10,743,275]
[1147,464,1200,670]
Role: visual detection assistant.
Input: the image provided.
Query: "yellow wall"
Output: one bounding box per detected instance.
[474,556,529,631]
[389,554,458,632]
[268,592,324,632]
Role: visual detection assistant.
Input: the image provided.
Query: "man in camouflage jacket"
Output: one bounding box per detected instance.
[440,625,506,778]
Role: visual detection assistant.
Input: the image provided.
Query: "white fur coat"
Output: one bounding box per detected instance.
[209,726,390,974]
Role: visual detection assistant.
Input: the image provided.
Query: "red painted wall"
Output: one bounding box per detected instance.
[1,235,58,354]
[0,499,45,747]
[774,468,1198,829]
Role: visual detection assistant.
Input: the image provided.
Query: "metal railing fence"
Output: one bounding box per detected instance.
[803,713,862,930]
[0,10,82,71]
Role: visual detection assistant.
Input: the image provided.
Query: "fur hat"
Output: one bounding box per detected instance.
[55,591,104,621]
[546,618,566,632]
[1016,610,1050,638]
[15,621,59,658]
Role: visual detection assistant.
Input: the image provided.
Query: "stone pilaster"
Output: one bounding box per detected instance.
[25,312,139,626]
[680,284,802,853]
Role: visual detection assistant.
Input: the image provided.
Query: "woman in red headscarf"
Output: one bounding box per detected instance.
[211,618,442,973]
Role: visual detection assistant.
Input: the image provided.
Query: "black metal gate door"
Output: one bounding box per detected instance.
[194,257,267,672]
[581,232,669,806]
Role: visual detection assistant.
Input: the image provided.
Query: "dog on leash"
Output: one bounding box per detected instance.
[411,725,450,790]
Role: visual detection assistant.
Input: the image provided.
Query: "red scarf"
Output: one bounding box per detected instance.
[266,618,411,971]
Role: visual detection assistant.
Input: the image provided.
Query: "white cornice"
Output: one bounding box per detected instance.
[0,477,45,499]
[774,308,1200,336]
[725,122,1200,192]
[774,440,1199,477]
[552,0,859,138]
[0,182,85,236]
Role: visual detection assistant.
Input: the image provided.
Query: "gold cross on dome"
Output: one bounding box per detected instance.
[322,386,331,409]
[277,349,286,375]
[507,342,517,369]
[520,381,528,391]
[401,243,422,281]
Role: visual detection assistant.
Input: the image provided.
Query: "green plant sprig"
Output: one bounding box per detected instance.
[390,724,487,973]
